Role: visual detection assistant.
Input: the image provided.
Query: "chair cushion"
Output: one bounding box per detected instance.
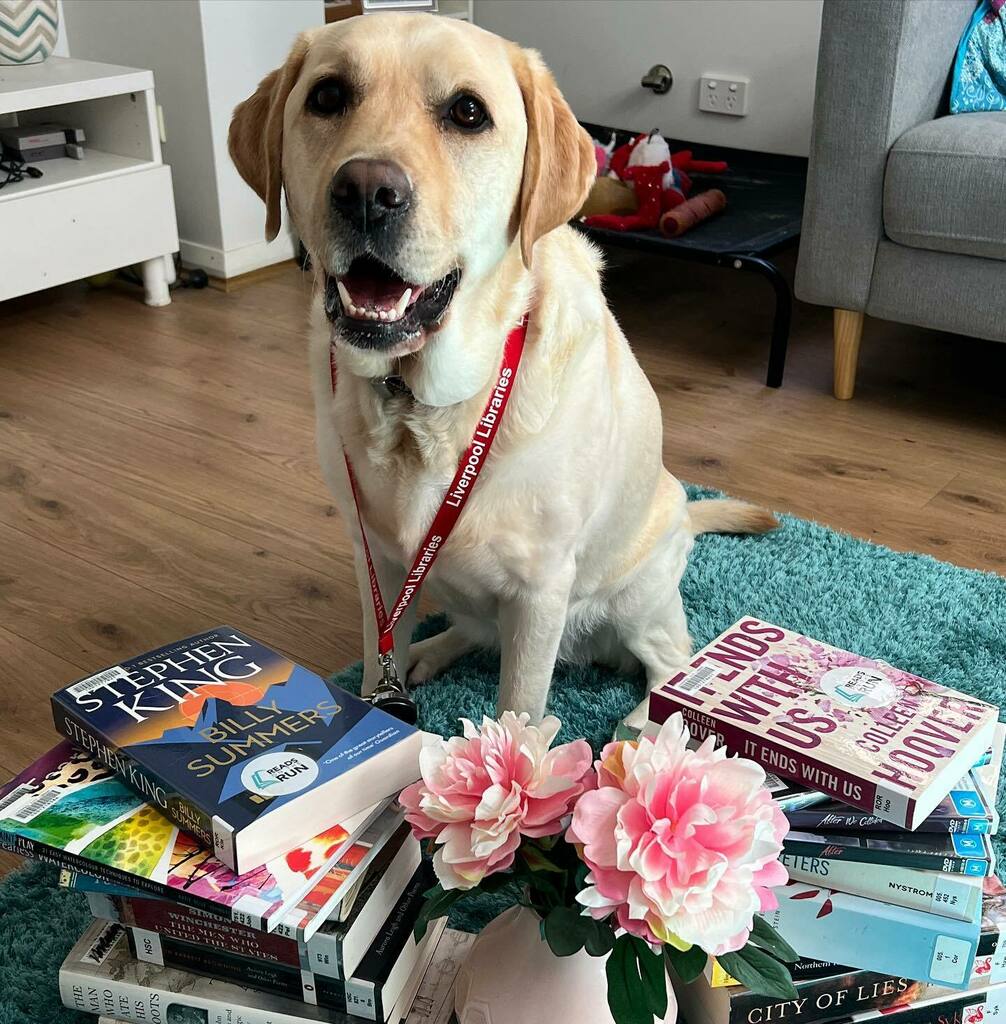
[884,111,1006,260]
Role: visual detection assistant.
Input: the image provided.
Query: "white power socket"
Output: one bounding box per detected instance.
[699,75,750,117]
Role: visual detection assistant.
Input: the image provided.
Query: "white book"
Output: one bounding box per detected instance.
[782,853,984,920]
[61,919,444,1024]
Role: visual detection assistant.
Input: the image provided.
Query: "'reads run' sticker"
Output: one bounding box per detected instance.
[820,666,899,709]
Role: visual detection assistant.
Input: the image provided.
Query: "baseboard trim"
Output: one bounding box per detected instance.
[206,259,299,293]
[179,235,296,279]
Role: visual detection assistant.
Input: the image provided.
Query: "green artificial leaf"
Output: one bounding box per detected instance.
[606,934,668,1024]
[664,943,707,985]
[412,885,463,942]
[749,916,799,963]
[583,918,617,957]
[524,870,566,912]
[574,861,590,890]
[718,946,798,1000]
[543,906,591,957]
[480,870,518,894]
[521,844,565,874]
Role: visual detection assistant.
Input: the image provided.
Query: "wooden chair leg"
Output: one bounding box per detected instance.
[833,309,864,400]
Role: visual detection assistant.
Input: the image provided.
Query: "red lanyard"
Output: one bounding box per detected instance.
[331,316,529,667]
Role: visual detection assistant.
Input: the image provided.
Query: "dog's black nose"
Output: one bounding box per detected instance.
[330,159,412,233]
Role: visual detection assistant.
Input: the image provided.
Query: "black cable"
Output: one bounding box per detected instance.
[0,153,42,190]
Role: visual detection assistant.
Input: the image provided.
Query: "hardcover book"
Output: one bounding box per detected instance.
[51,626,423,873]
[59,918,442,1024]
[648,618,998,829]
[87,820,421,982]
[0,740,386,932]
[125,862,437,1022]
[781,854,984,921]
[782,830,995,876]
[784,773,997,835]
[759,881,983,989]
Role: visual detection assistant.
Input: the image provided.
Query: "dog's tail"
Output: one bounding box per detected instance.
[687,498,779,537]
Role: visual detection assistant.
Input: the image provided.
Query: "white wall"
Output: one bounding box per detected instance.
[475,0,823,157]
[198,0,321,276]
[62,0,324,277]
[62,0,222,253]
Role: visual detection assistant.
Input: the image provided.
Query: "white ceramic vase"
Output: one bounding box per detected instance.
[454,906,678,1024]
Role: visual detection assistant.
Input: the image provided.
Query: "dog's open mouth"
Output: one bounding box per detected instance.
[325,255,461,350]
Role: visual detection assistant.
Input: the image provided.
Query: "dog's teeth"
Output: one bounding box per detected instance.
[378,310,388,321]
[336,280,352,311]
[367,310,378,320]
[394,289,412,318]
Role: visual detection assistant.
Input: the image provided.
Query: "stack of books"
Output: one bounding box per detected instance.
[648,618,1005,1024]
[0,627,464,1024]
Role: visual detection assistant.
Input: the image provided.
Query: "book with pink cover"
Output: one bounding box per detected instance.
[648,618,998,830]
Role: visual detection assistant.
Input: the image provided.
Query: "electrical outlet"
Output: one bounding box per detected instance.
[699,75,750,117]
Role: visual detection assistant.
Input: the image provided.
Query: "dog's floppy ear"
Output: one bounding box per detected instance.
[513,47,596,268]
[228,34,310,242]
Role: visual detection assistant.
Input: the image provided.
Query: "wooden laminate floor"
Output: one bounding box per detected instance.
[1,250,1005,797]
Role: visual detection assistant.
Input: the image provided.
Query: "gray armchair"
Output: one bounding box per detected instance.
[796,0,1006,398]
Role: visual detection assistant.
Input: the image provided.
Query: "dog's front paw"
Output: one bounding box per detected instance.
[622,698,650,732]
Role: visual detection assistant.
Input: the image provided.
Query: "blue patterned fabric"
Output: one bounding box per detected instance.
[951,0,1006,113]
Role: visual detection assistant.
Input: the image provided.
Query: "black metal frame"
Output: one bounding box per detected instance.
[575,122,806,388]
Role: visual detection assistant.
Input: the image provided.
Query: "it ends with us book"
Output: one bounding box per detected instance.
[648,618,998,830]
[50,627,422,874]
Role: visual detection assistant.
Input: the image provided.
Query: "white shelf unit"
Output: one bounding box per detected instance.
[0,57,179,306]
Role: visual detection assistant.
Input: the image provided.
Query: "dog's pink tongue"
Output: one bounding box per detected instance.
[341,273,423,313]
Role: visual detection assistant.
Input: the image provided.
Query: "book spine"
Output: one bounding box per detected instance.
[851,984,1006,1024]
[782,840,991,876]
[728,970,921,1024]
[759,890,979,989]
[102,893,309,973]
[127,928,348,1011]
[782,856,981,922]
[50,697,235,868]
[785,811,991,836]
[0,827,251,932]
[648,690,912,827]
[58,929,324,1024]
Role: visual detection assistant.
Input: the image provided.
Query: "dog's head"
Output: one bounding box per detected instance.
[229,15,594,361]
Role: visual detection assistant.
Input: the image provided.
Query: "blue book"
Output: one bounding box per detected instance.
[761,881,983,989]
[50,626,422,875]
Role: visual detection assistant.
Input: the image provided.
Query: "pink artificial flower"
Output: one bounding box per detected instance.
[566,713,789,955]
[400,712,595,891]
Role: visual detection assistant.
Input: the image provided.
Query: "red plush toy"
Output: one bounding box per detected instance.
[584,131,727,232]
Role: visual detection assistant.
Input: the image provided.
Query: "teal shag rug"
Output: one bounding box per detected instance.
[2,486,1004,1024]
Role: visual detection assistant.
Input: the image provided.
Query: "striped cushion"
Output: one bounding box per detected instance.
[0,0,58,66]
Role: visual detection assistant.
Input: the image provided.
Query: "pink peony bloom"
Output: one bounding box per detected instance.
[400,712,594,891]
[567,713,789,955]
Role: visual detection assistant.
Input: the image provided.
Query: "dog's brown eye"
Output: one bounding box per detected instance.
[447,94,489,131]
[308,78,348,116]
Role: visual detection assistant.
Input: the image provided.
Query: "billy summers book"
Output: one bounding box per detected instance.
[51,627,422,874]
[648,618,997,830]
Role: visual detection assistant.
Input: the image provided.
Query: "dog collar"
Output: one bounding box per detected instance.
[370,375,414,401]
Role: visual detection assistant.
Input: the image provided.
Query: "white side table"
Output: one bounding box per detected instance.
[0,57,179,306]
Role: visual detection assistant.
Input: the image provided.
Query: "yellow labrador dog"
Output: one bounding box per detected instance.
[229,14,775,726]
